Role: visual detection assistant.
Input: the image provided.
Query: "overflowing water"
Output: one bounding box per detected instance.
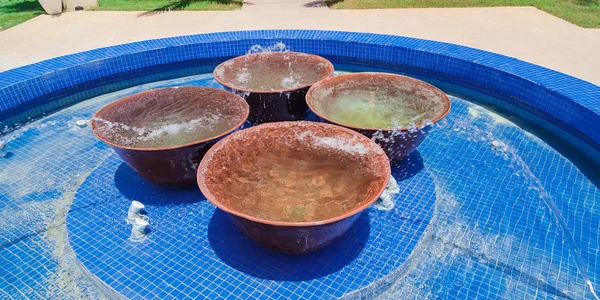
[215,56,328,91]
[325,91,426,128]
[90,87,247,149]
[246,42,290,54]
[214,44,332,91]
[308,74,447,129]
[202,125,387,223]
[92,113,235,148]
[296,131,380,156]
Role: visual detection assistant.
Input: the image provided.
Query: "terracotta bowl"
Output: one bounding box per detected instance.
[91,87,249,188]
[306,72,451,161]
[197,121,390,254]
[213,52,334,124]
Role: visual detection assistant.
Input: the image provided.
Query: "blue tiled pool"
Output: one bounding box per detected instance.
[0,30,599,299]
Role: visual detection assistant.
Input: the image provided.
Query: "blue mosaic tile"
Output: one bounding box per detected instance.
[43,73,595,300]
[67,148,435,299]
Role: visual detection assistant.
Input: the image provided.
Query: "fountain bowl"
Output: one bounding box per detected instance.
[91,87,249,187]
[306,72,451,161]
[213,52,334,124]
[197,121,390,254]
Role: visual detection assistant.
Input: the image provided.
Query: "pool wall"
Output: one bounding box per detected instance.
[0,30,598,162]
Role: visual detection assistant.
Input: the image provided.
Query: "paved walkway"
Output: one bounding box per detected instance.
[0,6,599,85]
[242,0,327,10]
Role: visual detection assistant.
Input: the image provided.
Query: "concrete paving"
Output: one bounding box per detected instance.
[0,6,599,85]
[242,0,327,10]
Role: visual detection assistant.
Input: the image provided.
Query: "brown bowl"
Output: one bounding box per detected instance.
[91,86,249,187]
[213,52,334,124]
[197,121,390,254]
[306,72,451,161]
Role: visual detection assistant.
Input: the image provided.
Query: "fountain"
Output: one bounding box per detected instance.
[213,52,334,124]
[197,121,391,254]
[306,72,451,161]
[3,30,597,299]
[88,58,451,254]
[91,86,249,187]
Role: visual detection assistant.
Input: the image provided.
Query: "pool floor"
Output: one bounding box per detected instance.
[0,71,598,299]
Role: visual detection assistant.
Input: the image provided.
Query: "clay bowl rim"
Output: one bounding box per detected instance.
[306,72,452,132]
[213,52,335,94]
[197,121,391,227]
[90,86,250,152]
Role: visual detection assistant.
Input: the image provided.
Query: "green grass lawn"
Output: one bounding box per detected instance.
[1,0,597,30]
[326,0,600,28]
[0,0,241,30]
[89,0,242,12]
[0,0,43,30]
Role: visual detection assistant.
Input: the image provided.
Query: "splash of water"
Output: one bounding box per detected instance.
[296,130,378,156]
[246,42,289,54]
[242,42,311,91]
[374,175,400,211]
[231,89,251,98]
[92,113,229,148]
[451,106,598,299]
[493,138,600,300]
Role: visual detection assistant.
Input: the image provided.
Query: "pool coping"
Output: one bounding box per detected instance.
[0,30,598,151]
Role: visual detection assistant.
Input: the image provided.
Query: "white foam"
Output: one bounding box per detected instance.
[246,42,290,54]
[138,116,220,142]
[236,70,250,84]
[281,75,301,89]
[214,67,225,79]
[468,107,480,118]
[93,114,223,146]
[296,131,376,156]
[375,175,400,211]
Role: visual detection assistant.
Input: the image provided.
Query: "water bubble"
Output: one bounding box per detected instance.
[407,121,419,133]
[75,120,88,128]
[247,45,264,54]
[246,42,290,55]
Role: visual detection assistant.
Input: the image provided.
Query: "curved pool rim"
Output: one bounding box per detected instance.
[0,30,598,163]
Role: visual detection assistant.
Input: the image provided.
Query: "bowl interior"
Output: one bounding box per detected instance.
[307,73,450,130]
[91,87,248,149]
[199,122,390,225]
[214,52,334,92]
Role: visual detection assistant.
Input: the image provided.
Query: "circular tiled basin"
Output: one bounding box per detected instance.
[197,121,390,254]
[91,86,249,187]
[306,72,451,161]
[213,52,334,124]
